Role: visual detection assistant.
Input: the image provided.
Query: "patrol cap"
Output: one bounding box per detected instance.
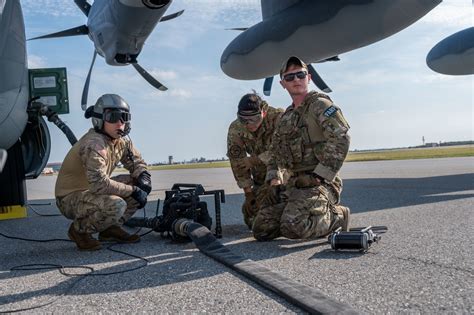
[279,56,308,77]
[238,92,264,115]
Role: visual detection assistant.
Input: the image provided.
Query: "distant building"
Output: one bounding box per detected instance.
[168,155,173,165]
[46,162,62,172]
[41,167,54,175]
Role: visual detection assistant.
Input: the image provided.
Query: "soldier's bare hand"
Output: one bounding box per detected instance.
[270,179,281,186]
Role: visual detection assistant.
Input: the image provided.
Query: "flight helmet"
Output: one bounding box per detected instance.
[85,94,131,135]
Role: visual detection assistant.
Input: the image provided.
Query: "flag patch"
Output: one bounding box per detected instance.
[323,105,338,117]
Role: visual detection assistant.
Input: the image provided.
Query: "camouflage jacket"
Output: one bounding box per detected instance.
[227,106,284,188]
[267,91,350,182]
[55,128,148,198]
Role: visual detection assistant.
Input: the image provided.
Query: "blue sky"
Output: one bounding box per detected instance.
[22,0,472,164]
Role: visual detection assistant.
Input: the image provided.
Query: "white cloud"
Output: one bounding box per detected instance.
[147,0,261,50]
[410,72,458,84]
[169,88,192,98]
[142,87,192,102]
[420,2,472,28]
[149,69,178,80]
[179,0,260,23]
[22,0,81,17]
[27,54,48,68]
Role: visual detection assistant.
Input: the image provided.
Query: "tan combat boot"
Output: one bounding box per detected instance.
[98,225,140,243]
[68,224,102,251]
[339,206,351,232]
[329,205,351,233]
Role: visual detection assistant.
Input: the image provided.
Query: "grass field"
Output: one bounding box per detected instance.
[148,145,474,170]
[346,145,474,162]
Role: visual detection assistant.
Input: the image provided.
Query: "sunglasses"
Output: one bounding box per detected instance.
[283,71,308,82]
[103,110,131,124]
[238,113,262,125]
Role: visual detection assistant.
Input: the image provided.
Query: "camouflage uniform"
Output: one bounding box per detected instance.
[253,91,350,240]
[227,106,284,228]
[55,129,148,234]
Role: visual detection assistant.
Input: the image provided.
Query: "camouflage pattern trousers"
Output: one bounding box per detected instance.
[56,175,140,234]
[241,183,266,229]
[252,178,348,241]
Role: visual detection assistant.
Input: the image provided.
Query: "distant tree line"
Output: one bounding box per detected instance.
[149,157,228,166]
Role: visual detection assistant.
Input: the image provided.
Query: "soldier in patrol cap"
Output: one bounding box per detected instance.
[227,91,284,229]
[252,56,351,241]
[55,94,151,251]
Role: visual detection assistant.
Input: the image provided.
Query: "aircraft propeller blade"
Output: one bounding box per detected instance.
[0,149,7,173]
[160,10,185,22]
[132,63,168,91]
[226,28,249,31]
[317,56,340,63]
[28,25,89,41]
[263,77,274,96]
[81,50,97,110]
[307,64,332,93]
[74,0,91,16]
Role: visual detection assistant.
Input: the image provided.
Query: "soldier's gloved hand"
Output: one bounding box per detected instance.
[244,191,257,206]
[243,191,258,216]
[269,185,282,204]
[131,186,148,208]
[259,185,281,206]
[295,174,321,188]
[242,156,261,170]
[136,171,152,195]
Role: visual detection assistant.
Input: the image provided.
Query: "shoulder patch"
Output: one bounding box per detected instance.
[323,105,338,117]
[94,143,108,159]
[228,145,243,158]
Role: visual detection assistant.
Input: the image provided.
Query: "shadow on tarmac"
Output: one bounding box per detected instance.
[0,173,472,308]
[342,173,474,213]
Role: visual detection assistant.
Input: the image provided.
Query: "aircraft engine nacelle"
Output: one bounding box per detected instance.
[221,0,442,80]
[426,27,474,76]
[0,0,28,150]
[88,0,173,65]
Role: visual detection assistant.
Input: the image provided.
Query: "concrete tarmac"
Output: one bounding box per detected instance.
[0,157,473,313]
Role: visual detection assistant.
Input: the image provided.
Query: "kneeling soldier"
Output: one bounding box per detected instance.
[253,57,351,241]
[227,92,284,229]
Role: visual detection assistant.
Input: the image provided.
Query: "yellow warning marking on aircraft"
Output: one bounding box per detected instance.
[0,205,27,220]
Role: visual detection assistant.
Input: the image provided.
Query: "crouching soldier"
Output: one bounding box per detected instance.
[55,94,151,251]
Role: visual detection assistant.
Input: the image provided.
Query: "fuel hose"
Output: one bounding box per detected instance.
[173,219,359,314]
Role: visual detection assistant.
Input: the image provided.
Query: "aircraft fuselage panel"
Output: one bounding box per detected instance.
[0,0,28,150]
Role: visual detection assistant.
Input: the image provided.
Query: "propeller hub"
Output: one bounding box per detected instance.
[114,53,138,64]
[142,0,170,9]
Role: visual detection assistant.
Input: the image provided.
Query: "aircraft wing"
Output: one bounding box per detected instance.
[221,0,442,80]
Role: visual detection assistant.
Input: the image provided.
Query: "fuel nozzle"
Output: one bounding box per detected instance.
[329,226,382,252]
[172,218,193,238]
